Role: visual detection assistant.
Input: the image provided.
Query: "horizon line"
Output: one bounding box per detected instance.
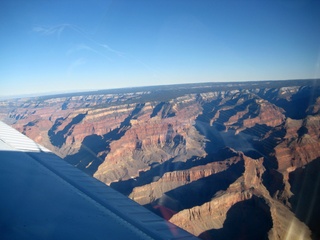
[1,78,320,101]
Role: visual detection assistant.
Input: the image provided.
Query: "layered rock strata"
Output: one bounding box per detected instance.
[1,80,320,239]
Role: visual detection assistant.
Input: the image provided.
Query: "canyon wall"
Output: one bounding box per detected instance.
[1,80,320,239]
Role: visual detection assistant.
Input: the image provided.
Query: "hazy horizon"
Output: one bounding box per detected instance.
[1,0,320,96]
[1,78,319,101]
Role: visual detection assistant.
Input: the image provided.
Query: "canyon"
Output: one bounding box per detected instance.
[1,79,320,239]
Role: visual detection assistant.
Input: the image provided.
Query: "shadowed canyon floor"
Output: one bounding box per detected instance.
[1,79,320,239]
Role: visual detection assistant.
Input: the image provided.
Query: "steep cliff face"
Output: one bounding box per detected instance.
[1,80,320,239]
[288,158,320,239]
[210,92,285,133]
[129,150,242,206]
[94,95,206,184]
[170,154,311,240]
[275,115,320,172]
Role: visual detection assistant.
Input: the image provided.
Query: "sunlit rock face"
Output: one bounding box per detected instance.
[1,80,320,240]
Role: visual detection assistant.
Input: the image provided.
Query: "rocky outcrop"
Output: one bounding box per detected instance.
[170,188,255,237]
[94,96,205,184]
[169,153,264,237]
[288,158,320,239]
[211,94,285,133]
[170,154,311,240]
[275,115,320,172]
[129,152,242,206]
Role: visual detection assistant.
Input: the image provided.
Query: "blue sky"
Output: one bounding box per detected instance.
[1,0,320,97]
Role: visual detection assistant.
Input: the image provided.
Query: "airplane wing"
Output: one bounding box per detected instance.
[0,121,198,240]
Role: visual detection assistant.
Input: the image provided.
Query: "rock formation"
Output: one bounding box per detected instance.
[1,79,320,239]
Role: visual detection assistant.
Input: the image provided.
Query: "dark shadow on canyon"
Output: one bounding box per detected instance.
[150,102,165,118]
[110,147,240,196]
[64,103,145,175]
[289,157,320,240]
[199,196,272,240]
[143,160,245,219]
[257,85,320,120]
[49,113,87,148]
[194,97,271,159]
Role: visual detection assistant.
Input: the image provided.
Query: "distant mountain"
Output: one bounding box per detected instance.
[1,79,320,240]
